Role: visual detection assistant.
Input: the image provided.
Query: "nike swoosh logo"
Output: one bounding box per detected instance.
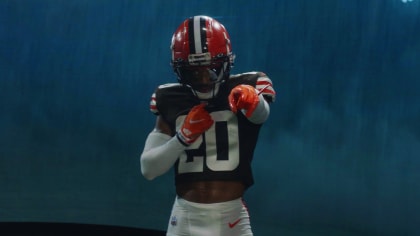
[228,218,241,228]
[189,119,205,124]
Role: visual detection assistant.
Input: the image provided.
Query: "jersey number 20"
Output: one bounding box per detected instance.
[177,110,240,173]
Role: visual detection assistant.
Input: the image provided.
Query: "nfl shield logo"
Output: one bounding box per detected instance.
[170,216,177,226]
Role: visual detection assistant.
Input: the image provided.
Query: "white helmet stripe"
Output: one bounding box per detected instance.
[193,16,203,54]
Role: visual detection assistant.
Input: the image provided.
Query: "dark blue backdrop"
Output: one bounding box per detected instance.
[1,0,420,235]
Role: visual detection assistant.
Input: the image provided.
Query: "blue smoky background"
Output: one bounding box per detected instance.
[1,0,419,235]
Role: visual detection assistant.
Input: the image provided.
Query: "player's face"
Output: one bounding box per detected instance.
[179,67,218,93]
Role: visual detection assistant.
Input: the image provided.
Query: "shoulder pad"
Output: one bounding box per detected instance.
[149,83,193,115]
[149,83,181,115]
[157,83,181,89]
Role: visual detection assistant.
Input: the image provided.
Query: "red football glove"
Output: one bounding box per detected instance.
[228,84,260,117]
[177,103,214,145]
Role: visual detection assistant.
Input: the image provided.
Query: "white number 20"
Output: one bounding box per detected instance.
[177,110,240,174]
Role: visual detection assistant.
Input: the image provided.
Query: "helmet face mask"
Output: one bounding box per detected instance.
[170,15,234,97]
[173,54,230,90]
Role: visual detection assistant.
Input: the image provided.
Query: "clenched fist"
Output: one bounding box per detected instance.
[177,103,214,145]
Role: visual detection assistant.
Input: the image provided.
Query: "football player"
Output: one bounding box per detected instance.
[140,15,276,236]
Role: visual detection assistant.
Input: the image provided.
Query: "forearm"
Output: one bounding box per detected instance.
[140,131,186,180]
[243,94,270,124]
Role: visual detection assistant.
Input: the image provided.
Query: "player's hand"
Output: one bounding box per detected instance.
[177,103,214,145]
[228,84,260,117]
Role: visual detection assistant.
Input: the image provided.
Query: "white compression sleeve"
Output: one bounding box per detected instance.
[140,131,186,180]
[243,93,270,124]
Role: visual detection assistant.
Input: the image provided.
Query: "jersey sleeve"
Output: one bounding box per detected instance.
[255,72,276,103]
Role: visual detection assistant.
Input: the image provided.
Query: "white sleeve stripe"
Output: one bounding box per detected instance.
[256,76,271,83]
[149,93,158,114]
[256,76,276,101]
